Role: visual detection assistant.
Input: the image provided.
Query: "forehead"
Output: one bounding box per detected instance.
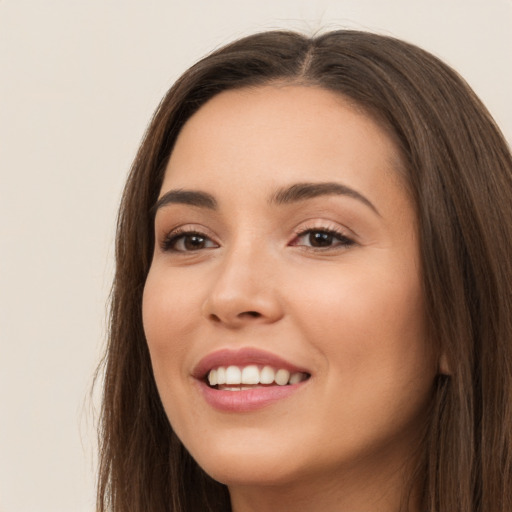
[161,85,406,204]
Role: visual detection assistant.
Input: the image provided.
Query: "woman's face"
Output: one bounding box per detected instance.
[143,85,437,492]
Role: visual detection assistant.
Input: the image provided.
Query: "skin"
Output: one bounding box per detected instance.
[142,85,439,512]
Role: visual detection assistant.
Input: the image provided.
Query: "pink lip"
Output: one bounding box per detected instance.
[192,347,309,379]
[192,348,311,413]
[197,383,306,412]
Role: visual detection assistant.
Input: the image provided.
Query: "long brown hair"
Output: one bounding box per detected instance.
[97,30,512,512]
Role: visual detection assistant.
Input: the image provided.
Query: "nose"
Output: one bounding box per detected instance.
[201,244,284,328]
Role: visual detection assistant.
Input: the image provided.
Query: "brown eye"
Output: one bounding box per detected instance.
[183,234,208,250]
[163,231,218,252]
[309,231,335,247]
[293,229,355,249]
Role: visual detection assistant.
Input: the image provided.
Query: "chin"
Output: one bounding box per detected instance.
[200,458,304,488]
[183,434,308,487]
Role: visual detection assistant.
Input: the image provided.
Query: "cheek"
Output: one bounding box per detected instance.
[142,268,203,434]
[143,261,204,332]
[142,268,197,381]
[297,266,434,441]
[289,258,432,392]
[293,260,425,339]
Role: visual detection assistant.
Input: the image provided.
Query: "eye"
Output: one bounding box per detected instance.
[162,230,218,252]
[291,228,355,249]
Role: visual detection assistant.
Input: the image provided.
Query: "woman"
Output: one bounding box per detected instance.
[97,30,512,512]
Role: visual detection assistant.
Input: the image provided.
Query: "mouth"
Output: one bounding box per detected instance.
[207,364,310,390]
[193,348,311,411]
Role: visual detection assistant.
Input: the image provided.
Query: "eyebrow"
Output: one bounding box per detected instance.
[152,189,218,214]
[153,181,379,216]
[269,182,380,215]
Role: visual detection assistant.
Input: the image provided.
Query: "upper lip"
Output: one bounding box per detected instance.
[192,347,311,380]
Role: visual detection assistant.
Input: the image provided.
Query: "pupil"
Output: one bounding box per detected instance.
[310,231,333,247]
[185,235,205,250]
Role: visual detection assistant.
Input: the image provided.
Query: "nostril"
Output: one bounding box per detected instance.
[209,313,222,323]
[241,311,261,318]
[208,311,261,322]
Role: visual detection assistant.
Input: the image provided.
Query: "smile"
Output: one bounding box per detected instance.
[208,365,309,389]
[193,348,311,411]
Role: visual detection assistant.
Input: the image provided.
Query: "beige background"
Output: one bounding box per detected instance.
[1,1,511,511]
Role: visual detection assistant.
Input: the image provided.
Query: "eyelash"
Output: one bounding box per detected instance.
[161,226,355,253]
[291,227,355,250]
[161,228,217,252]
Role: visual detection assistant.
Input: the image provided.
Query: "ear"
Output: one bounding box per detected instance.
[438,353,451,376]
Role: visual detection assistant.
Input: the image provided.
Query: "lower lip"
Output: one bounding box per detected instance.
[197,381,305,412]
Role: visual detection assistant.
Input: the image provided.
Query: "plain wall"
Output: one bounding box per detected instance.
[1,1,511,511]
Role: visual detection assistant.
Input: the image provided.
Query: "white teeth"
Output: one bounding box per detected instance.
[216,367,226,385]
[208,369,218,386]
[275,369,290,386]
[289,372,303,385]
[207,365,308,388]
[225,366,242,384]
[260,365,275,384]
[241,365,260,385]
